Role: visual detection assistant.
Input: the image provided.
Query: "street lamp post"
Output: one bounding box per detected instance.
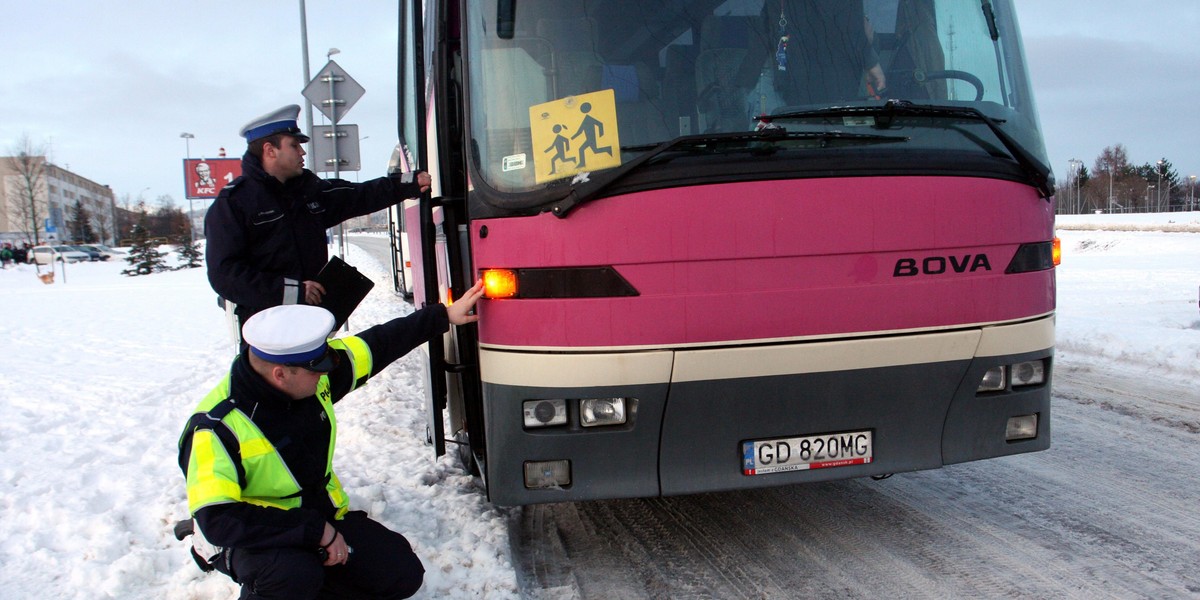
[299,0,316,159]
[180,133,195,243]
[1156,159,1164,212]
[1108,165,1114,214]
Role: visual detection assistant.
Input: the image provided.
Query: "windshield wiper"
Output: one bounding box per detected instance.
[764,100,1055,198]
[549,128,907,217]
[620,129,905,154]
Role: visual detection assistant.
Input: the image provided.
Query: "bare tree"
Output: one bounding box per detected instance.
[6,135,49,245]
[114,192,136,244]
[91,207,113,245]
[1089,144,1153,212]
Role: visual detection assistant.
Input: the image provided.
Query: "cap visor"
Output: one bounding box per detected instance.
[299,346,337,372]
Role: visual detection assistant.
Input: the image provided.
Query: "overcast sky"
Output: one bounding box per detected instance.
[2,1,1197,209]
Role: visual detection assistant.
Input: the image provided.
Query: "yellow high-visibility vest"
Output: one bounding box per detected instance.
[180,336,374,519]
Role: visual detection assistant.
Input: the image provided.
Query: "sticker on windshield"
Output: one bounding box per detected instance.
[842,116,876,127]
[528,89,622,183]
[502,153,527,172]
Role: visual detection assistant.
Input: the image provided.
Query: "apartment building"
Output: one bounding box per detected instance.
[0,156,117,245]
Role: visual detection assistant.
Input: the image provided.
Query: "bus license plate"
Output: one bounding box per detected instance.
[742,430,873,475]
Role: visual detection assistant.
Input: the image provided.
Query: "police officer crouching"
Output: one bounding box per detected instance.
[178,280,483,599]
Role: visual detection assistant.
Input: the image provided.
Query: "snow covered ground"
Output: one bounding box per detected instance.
[1054,211,1200,386]
[0,211,1196,599]
[0,244,520,599]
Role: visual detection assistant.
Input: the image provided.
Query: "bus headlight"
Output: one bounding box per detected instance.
[523,399,567,428]
[1011,360,1045,387]
[978,359,1046,393]
[978,366,1007,392]
[580,398,627,427]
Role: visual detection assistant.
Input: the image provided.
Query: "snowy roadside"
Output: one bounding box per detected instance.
[0,245,518,599]
[1057,210,1200,231]
[1055,212,1200,387]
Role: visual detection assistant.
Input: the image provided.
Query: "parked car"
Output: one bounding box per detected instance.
[30,245,91,265]
[70,245,103,261]
[77,244,121,261]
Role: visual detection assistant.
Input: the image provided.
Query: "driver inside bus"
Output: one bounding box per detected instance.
[736,0,886,107]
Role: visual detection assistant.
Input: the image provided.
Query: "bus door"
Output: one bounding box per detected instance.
[400,0,487,474]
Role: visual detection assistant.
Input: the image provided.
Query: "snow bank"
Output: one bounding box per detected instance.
[0,246,517,599]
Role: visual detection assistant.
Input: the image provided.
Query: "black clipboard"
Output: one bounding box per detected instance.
[315,256,375,329]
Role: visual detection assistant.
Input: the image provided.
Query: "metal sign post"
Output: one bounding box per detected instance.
[302,60,365,174]
[311,125,361,173]
[303,59,365,260]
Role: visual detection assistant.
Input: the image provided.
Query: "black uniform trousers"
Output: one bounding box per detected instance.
[215,511,425,600]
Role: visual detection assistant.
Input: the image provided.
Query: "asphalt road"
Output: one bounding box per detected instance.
[508,357,1200,599]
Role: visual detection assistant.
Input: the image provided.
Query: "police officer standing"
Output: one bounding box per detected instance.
[205,104,432,341]
[179,279,484,599]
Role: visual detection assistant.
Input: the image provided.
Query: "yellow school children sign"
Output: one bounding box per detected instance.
[529,89,622,183]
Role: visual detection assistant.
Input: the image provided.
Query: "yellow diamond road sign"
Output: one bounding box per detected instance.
[529,89,621,184]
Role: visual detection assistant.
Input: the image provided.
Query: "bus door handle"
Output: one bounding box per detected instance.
[443,361,473,374]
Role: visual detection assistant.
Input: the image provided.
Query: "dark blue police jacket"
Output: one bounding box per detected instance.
[204,152,422,323]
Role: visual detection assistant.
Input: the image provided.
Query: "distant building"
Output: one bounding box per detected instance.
[0,156,117,246]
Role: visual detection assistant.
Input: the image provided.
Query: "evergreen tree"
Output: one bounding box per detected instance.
[176,218,203,269]
[70,200,97,243]
[177,238,203,269]
[121,208,169,276]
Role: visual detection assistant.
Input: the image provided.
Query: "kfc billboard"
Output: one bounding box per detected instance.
[183,158,241,199]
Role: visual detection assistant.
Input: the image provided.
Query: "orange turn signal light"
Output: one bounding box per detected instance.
[482,269,518,298]
[1052,237,1061,266]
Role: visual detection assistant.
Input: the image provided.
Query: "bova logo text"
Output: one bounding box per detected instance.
[893,254,992,277]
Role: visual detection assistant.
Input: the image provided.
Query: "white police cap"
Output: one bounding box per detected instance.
[239,104,311,144]
[243,304,337,371]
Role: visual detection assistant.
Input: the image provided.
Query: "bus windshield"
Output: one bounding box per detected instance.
[464,0,1048,198]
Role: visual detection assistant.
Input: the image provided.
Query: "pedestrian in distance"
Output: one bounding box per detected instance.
[178,279,485,599]
[205,104,434,345]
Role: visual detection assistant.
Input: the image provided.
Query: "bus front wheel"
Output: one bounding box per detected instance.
[454,430,481,477]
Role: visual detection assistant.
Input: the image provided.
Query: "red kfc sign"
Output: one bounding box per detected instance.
[183,158,242,199]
